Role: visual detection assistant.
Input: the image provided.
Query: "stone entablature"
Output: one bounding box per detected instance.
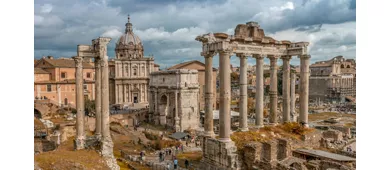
[150,69,199,89]
[196,22,309,57]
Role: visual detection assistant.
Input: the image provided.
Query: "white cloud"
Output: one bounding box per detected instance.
[40,4,53,14]
[135,26,207,42]
[101,28,122,39]
[270,2,294,11]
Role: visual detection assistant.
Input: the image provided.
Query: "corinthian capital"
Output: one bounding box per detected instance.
[253,54,266,59]
[236,53,252,58]
[73,56,83,68]
[299,54,311,59]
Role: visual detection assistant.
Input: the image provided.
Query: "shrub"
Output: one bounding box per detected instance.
[143,131,159,140]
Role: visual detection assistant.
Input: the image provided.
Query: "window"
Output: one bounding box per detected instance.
[61,72,67,78]
[47,85,52,92]
[87,72,91,78]
[84,84,87,90]
[133,68,137,76]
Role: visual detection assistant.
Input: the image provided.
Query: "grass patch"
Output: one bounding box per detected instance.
[232,122,314,151]
[35,138,110,170]
[176,151,202,161]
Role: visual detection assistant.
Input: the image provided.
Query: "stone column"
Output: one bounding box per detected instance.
[101,53,113,155]
[238,53,249,131]
[218,50,232,142]
[154,91,159,124]
[73,56,85,150]
[94,57,102,140]
[174,90,180,132]
[204,52,215,137]
[282,55,291,123]
[268,55,278,125]
[254,54,265,128]
[299,55,311,127]
[290,73,296,121]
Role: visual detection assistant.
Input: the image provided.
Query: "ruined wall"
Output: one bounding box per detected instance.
[200,138,239,170]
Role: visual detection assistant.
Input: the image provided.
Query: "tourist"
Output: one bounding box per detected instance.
[159,152,163,162]
[166,163,170,170]
[185,159,189,169]
[169,149,172,155]
[173,158,178,169]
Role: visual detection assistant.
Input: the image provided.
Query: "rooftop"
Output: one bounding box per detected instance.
[35,57,95,69]
[168,60,217,71]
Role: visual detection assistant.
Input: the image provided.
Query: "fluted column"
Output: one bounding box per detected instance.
[238,53,249,131]
[204,52,215,137]
[268,55,278,125]
[94,57,102,140]
[254,54,265,128]
[218,50,232,142]
[282,55,292,123]
[290,73,296,122]
[299,55,311,127]
[73,56,85,150]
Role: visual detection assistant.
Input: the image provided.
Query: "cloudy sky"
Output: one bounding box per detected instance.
[34,0,356,68]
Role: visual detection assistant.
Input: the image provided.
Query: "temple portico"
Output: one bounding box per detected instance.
[196,22,310,169]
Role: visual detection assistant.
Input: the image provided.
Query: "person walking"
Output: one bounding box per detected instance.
[185,159,189,169]
[166,163,171,170]
[159,152,163,162]
[173,158,178,169]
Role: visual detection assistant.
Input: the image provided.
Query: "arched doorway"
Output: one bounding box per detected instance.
[64,98,68,105]
[34,109,42,119]
[159,95,168,125]
[341,64,345,68]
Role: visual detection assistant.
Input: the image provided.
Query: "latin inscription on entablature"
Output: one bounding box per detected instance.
[232,45,287,55]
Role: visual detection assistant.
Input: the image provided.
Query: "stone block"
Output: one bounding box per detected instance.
[322,130,343,142]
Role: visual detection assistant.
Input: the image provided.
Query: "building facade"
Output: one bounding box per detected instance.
[34,56,95,106]
[149,69,200,132]
[168,60,217,111]
[309,56,356,103]
[110,16,159,106]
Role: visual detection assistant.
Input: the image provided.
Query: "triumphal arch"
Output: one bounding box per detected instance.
[196,22,310,169]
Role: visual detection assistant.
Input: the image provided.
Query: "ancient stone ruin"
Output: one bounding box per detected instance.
[74,37,119,170]
[195,22,311,169]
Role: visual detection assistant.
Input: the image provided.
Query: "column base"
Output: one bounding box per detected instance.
[300,122,309,128]
[101,137,114,157]
[74,135,86,150]
[254,125,264,129]
[238,127,249,132]
[203,131,216,137]
[94,133,102,141]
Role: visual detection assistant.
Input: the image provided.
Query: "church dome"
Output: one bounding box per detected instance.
[117,32,142,46]
[115,15,144,59]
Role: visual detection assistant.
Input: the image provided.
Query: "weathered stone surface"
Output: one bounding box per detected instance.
[322,130,343,142]
[200,138,239,170]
